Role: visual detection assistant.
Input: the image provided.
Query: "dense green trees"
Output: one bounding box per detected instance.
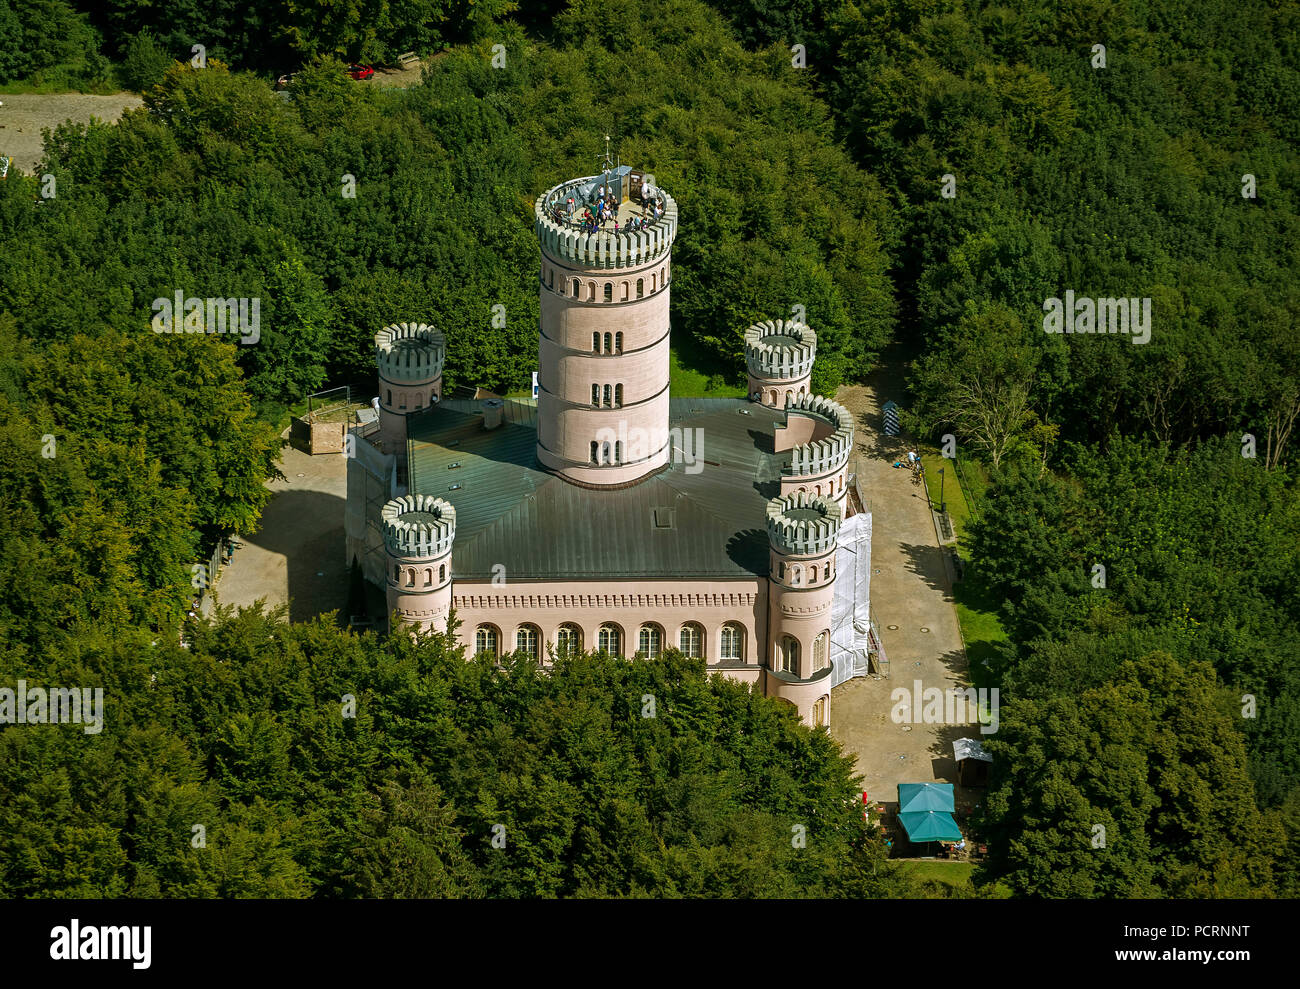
[0,611,904,897]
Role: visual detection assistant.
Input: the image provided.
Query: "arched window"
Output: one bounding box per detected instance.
[593,332,600,352]
[636,278,644,298]
[601,441,612,464]
[614,384,623,408]
[784,390,792,407]
[620,282,629,301]
[810,566,818,584]
[778,561,786,580]
[548,269,554,289]
[590,441,599,464]
[792,565,803,586]
[592,384,600,407]
[769,389,778,405]
[598,624,622,656]
[604,332,612,353]
[823,562,831,581]
[516,625,539,659]
[603,283,612,303]
[780,636,799,675]
[638,624,662,659]
[556,624,582,657]
[603,384,612,408]
[393,564,400,582]
[813,631,829,672]
[650,273,656,291]
[415,394,424,409]
[720,623,744,662]
[814,695,828,727]
[572,278,580,297]
[660,266,665,287]
[387,389,393,406]
[679,623,703,659]
[614,440,622,463]
[615,332,623,353]
[439,564,446,582]
[423,568,433,587]
[405,568,416,587]
[475,625,499,658]
[587,281,596,301]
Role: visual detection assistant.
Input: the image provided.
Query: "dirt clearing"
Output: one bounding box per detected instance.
[0,93,143,175]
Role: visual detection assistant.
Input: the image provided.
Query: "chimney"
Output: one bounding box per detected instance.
[482,398,504,430]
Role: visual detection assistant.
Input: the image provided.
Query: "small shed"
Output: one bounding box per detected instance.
[953,737,993,787]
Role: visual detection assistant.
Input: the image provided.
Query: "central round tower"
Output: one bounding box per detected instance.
[533,173,679,486]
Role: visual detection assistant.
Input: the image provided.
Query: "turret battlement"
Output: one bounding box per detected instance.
[382,494,456,559]
[745,320,817,380]
[535,177,678,269]
[784,395,854,477]
[376,322,446,382]
[766,491,841,557]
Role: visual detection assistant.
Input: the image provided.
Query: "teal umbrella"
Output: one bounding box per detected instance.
[898,782,955,814]
[898,810,963,842]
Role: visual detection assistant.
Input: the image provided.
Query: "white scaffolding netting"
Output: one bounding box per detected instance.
[830,511,872,687]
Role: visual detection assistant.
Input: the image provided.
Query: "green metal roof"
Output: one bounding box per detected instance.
[406,398,791,580]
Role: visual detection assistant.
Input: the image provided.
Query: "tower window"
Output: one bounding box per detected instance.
[780,636,799,676]
[591,441,599,464]
[636,278,644,298]
[604,332,612,354]
[614,440,622,463]
[603,283,612,303]
[603,384,612,408]
[593,332,600,352]
[592,384,600,407]
[615,332,623,353]
[615,384,623,408]
[572,278,580,297]
[601,441,612,464]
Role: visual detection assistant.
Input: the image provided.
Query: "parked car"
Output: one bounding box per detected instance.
[348,64,374,81]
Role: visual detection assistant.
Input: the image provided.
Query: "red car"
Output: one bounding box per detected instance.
[348,64,374,81]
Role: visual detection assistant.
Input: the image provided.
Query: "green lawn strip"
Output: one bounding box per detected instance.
[897,860,973,887]
[918,447,1007,687]
[669,347,746,398]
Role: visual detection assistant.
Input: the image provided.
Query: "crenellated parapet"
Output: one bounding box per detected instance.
[744,320,817,381]
[766,491,841,557]
[376,322,446,383]
[535,178,678,270]
[382,494,456,560]
[784,395,854,478]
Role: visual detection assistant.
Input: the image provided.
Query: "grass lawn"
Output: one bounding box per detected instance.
[669,348,746,398]
[918,447,1008,685]
[898,860,973,887]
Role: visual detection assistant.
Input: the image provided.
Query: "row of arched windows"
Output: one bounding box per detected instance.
[385,388,428,411]
[777,560,834,585]
[795,475,846,498]
[776,631,830,679]
[593,332,624,354]
[590,440,622,465]
[764,386,806,407]
[590,383,624,408]
[541,266,669,302]
[473,622,747,662]
[394,564,445,587]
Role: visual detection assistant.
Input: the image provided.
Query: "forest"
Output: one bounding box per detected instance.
[0,0,1297,897]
